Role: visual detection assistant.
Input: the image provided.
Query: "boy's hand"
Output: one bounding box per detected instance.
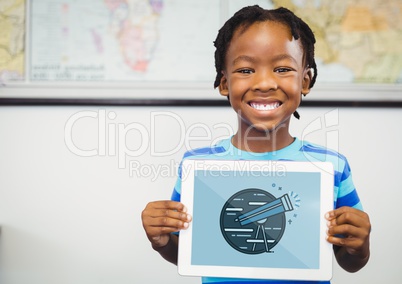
[141,200,192,249]
[325,206,371,258]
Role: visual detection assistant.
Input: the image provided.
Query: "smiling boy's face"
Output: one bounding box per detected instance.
[219,21,312,142]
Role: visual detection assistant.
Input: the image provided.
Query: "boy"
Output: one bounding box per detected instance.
[142,6,371,283]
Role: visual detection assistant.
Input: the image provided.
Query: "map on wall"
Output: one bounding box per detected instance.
[0,0,25,82]
[229,0,402,84]
[29,0,219,82]
[0,0,401,85]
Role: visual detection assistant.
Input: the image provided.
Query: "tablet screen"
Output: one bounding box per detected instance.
[178,159,333,281]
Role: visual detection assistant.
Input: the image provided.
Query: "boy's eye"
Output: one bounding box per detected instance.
[237,69,254,74]
[275,67,292,73]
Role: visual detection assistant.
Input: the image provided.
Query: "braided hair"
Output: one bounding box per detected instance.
[213,5,317,90]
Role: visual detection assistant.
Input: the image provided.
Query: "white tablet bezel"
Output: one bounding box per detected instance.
[178,159,334,281]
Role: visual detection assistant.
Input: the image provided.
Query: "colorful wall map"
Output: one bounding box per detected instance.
[274,0,402,83]
[0,0,25,82]
[0,0,401,84]
[29,0,219,82]
[229,0,402,84]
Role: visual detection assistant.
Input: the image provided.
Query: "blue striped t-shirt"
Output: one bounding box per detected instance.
[171,137,362,284]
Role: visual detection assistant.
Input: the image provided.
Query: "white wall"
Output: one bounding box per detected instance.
[0,105,401,284]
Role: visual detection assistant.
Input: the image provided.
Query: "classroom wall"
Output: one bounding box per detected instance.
[0,105,401,284]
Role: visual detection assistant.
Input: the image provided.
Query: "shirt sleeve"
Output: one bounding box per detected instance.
[334,157,363,210]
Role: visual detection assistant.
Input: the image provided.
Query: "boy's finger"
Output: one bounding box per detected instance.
[144,218,183,235]
[152,209,192,222]
[326,209,370,231]
[150,200,187,212]
[325,206,367,221]
[327,223,362,238]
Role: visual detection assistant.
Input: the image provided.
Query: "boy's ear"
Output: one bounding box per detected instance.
[218,72,229,97]
[301,68,313,96]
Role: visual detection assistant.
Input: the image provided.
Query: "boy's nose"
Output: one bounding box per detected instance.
[251,71,278,92]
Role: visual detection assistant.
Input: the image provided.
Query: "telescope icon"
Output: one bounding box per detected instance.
[235,194,294,226]
[220,189,298,254]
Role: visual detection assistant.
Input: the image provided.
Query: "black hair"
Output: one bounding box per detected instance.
[213,5,317,89]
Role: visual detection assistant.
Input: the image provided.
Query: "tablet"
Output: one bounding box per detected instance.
[178,159,334,281]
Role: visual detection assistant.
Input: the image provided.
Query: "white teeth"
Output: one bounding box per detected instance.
[250,102,280,111]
